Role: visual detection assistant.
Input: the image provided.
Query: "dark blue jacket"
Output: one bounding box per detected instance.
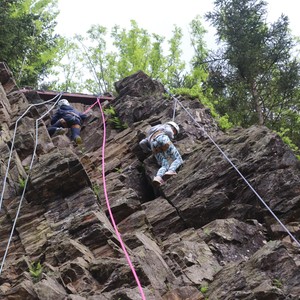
[51,104,87,126]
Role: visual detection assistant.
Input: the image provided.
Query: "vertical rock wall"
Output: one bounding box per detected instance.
[0,64,299,300]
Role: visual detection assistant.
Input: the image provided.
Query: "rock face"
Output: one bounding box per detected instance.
[0,64,299,300]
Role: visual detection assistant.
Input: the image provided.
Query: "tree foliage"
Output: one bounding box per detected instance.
[206,0,300,139]
[41,37,85,92]
[182,16,209,90]
[48,20,196,95]
[0,0,60,87]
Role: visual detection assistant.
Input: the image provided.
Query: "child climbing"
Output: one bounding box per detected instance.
[139,121,183,186]
[47,99,87,145]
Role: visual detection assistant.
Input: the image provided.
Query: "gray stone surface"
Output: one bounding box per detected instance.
[0,64,299,299]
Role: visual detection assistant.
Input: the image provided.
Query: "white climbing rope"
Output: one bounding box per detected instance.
[172,94,177,122]
[167,91,300,248]
[0,93,62,211]
[0,93,63,275]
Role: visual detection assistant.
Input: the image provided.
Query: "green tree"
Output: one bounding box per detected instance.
[0,0,60,87]
[147,33,167,81]
[206,0,300,132]
[165,26,186,87]
[111,21,187,87]
[81,25,118,94]
[65,21,187,94]
[43,17,209,101]
[182,16,209,90]
[43,37,85,93]
[111,20,152,78]
[171,16,215,119]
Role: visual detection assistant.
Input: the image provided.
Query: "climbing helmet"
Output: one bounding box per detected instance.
[57,99,70,108]
[166,121,180,135]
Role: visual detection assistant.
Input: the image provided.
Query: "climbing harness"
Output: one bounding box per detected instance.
[152,142,171,154]
[66,111,81,120]
[149,130,164,141]
[58,118,68,127]
[166,89,300,248]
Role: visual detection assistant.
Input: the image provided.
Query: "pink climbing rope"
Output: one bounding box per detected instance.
[83,100,99,114]
[96,98,147,300]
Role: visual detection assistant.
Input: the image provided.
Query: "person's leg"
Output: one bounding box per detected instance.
[151,135,170,178]
[166,143,183,172]
[70,124,82,144]
[65,115,82,143]
[155,152,170,177]
[152,152,169,185]
[48,119,64,136]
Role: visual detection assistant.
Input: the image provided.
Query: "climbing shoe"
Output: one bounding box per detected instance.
[74,136,82,145]
[53,127,67,137]
[153,176,164,186]
[163,170,177,180]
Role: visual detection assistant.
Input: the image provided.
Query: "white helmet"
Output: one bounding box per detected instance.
[57,99,70,108]
[166,121,180,135]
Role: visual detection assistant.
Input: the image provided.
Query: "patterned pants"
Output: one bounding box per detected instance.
[151,135,183,177]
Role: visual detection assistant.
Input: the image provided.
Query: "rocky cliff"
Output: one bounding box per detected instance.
[0,62,299,300]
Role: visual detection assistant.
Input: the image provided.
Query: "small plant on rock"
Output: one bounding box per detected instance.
[103,106,128,130]
[114,167,123,173]
[203,228,211,235]
[272,278,283,289]
[199,284,209,294]
[92,184,101,201]
[18,176,26,193]
[29,261,43,282]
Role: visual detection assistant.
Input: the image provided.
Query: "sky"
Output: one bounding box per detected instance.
[55,0,300,65]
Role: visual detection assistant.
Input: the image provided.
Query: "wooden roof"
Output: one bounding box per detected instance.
[19,89,114,105]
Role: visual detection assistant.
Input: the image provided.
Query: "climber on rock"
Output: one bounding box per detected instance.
[47,99,87,145]
[139,121,183,186]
